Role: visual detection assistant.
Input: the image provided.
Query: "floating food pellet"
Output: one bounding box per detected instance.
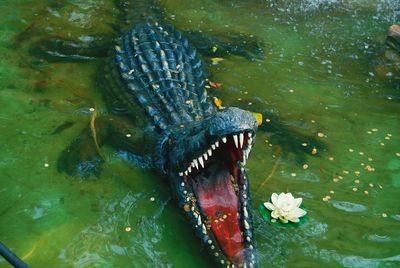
[368,157,373,161]
[311,120,315,123]
[343,170,349,174]
[150,197,155,202]
[385,136,390,140]
[271,218,277,222]
[44,163,49,168]
[355,171,360,176]
[126,133,131,138]
[89,107,95,112]
[359,152,364,155]
[396,153,400,157]
[333,178,339,182]
[361,163,365,166]
[387,133,392,137]
[382,213,387,218]
[303,164,309,169]
[317,132,325,138]
[329,157,334,161]
[371,128,378,132]
[125,226,131,232]
[329,190,335,194]
[349,149,354,153]
[265,118,271,123]
[311,148,318,155]
[364,190,369,195]
[326,195,331,200]
[302,143,308,147]
[291,173,297,177]
[338,176,343,180]
[380,142,385,146]
[289,89,294,93]
[354,179,360,184]
[322,197,329,202]
[352,187,358,192]
[378,184,383,189]
[369,183,374,187]
[367,131,372,134]
[180,124,185,128]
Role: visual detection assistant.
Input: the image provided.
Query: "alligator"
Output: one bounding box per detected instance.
[29,1,324,266]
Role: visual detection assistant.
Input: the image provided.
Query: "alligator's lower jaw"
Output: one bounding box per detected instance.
[193,164,244,264]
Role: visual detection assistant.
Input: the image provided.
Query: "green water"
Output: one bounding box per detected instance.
[1,0,399,267]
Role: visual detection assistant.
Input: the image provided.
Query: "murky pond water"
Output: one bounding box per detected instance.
[1,0,399,267]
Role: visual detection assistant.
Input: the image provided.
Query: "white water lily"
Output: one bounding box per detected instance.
[264,192,306,223]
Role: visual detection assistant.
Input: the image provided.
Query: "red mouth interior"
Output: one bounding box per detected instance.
[192,164,244,265]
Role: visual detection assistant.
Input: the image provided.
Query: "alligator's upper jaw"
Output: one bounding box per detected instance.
[176,132,256,267]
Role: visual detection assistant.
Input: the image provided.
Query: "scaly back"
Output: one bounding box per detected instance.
[106,23,215,131]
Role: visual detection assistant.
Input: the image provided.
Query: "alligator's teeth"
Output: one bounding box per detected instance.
[246,236,251,242]
[242,155,246,165]
[245,148,250,159]
[179,172,183,176]
[184,171,188,176]
[188,166,192,173]
[211,144,216,150]
[215,141,219,147]
[181,182,185,187]
[222,137,227,143]
[248,132,252,138]
[248,137,253,145]
[198,156,204,168]
[239,133,244,148]
[244,207,249,218]
[203,153,208,161]
[198,215,202,226]
[194,159,199,169]
[233,135,239,148]
[191,162,195,168]
[208,149,212,156]
[202,224,207,234]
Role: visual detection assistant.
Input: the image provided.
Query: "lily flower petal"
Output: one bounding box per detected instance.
[264,202,275,211]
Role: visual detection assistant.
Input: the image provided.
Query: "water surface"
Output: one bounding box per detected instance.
[1,0,399,267]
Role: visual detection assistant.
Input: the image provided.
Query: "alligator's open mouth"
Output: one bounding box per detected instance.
[176,132,256,267]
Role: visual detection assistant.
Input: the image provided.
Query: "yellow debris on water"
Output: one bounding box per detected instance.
[317,132,325,138]
[125,226,132,232]
[302,143,308,147]
[396,153,400,157]
[354,179,360,184]
[364,190,369,195]
[329,190,335,194]
[44,163,49,168]
[382,213,387,218]
[372,128,378,132]
[212,46,218,53]
[349,149,354,152]
[352,187,358,192]
[369,183,374,187]
[213,97,225,110]
[150,197,155,202]
[291,173,297,177]
[333,178,339,182]
[303,164,309,170]
[355,171,360,176]
[211,57,224,65]
[329,157,334,161]
[311,147,318,155]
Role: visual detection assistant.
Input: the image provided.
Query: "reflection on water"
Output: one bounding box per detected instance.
[0,0,399,267]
